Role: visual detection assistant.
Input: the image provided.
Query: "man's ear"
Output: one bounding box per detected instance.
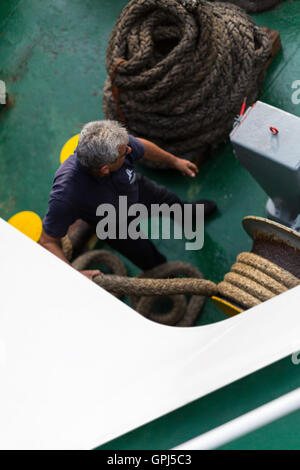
[99,165,110,176]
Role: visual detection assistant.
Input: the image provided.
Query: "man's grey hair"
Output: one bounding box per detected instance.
[76,120,129,169]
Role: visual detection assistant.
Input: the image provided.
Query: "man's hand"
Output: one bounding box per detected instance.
[174,158,199,178]
[80,270,103,280]
[138,138,199,175]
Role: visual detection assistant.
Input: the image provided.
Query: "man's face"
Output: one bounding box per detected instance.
[107,145,132,172]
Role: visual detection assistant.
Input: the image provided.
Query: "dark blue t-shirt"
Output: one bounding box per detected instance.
[43,135,144,238]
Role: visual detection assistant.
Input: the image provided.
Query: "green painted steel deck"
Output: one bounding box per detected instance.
[0,0,299,450]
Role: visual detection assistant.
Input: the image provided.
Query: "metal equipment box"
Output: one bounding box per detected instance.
[230,101,300,229]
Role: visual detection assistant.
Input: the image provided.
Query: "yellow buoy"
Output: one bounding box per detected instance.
[60,134,79,164]
[8,211,42,242]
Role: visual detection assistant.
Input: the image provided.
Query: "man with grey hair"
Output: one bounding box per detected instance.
[40,120,217,279]
[76,120,129,170]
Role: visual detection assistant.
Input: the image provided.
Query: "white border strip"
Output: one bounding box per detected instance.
[173,388,300,450]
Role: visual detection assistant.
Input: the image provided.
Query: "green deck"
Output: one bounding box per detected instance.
[0,0,299,449]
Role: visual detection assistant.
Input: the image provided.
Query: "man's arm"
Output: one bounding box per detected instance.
[39,229,71,264]
[137,138,199,178]
[39,229,101,280]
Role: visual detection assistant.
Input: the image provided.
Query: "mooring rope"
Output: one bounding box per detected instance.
[61,220,94,261]
[129,261,214,326]
[69,248,300,326]
[72,251,216,326]
[103,0,271,167]
[62,219,300,325]
[72,249,127,299]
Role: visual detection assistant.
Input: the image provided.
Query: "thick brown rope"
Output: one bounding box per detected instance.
[95,275,216,297]
[61,219,94,261]
[72,251,215,326]
[63,218,300,324]
[72,249,127,299]
[103,0,271,167]
[129,261,215,326]
[70,247,300,324]
[61,235,73,262]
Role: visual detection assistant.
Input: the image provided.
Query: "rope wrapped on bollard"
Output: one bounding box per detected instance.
[214,217,300,314]
[218,252,300,310]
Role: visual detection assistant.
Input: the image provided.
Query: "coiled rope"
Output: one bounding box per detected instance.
[103,0,271,167]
